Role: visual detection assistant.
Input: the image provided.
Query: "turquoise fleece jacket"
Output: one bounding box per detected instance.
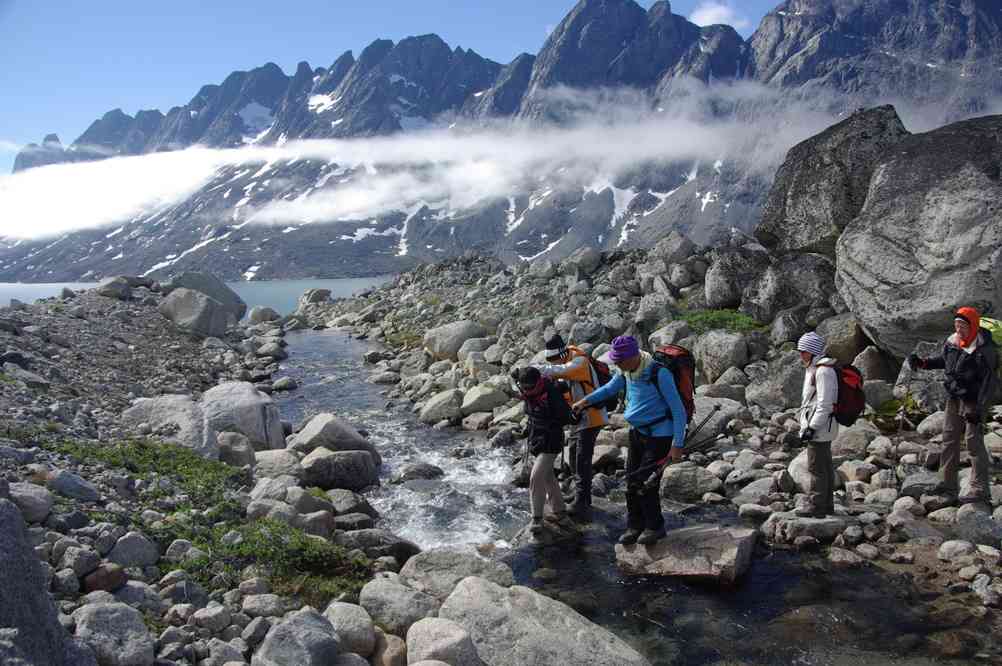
[583,363,687,446]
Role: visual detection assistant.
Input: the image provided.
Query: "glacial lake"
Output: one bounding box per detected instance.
[0,276,392,315]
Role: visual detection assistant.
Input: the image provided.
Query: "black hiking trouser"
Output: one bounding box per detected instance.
[626,430,672,532]
[572,427,601,505]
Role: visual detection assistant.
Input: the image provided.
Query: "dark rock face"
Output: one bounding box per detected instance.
[755,106,910,256]
[836,114,1002,357]
[0,499,97,665]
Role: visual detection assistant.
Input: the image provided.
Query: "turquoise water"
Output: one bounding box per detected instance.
[0,276,391,315]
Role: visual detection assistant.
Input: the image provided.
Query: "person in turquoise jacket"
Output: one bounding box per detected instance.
[572,335,687,545]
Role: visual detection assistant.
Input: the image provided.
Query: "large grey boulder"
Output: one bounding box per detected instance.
[739,254,836,324]
[704,248,770,310]
[407,618,484,666]
[165,272,247,320]
[816,313,867,366]
[96,277,132,301]
[0,499,97,666]
[73,603,154,666]
[254,450,302,479]
[439,577,649,666]
[249,306,281,324]
[333,529,421,563]
[251,608,341,666]
[322,602,375,657]
[158,288,236,338]
[399,547,515,601]
[201,381,285,451]
[8,482,53,523]
[694,331,747,384]
[47,469,100,502]
[120,394,216,459]
[419,390,464,424]
[756,105,909,257]
[300,448,378,491]
[107,532,159,568]
[288,413,380,464]
[424,321,489,361]
[460,385,509,417]
[358,576,441,637]
[745,351,804,413]
[836,115,1002,357]
[660,462,723,502]
[615,525,756,584]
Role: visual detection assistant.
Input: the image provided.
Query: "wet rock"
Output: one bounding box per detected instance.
[398,547,514,601]
[300,448,378,491]
[391,463,445,484]
[73,603,154,666]
[419,390,464,424]
[252,608,340,666]
[406,617,483,666]
[439,577,650,666]
[615,525,756,584]
[334,529,421,563]
[326,489,379,518]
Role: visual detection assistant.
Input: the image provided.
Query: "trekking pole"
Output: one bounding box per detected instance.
[683,404,722,448]
[625,405,723,481]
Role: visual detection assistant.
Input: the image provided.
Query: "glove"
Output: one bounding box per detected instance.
[907,353,925,370]
[642,471,662,493]
[801,427,815,443]
[965,411,982,425]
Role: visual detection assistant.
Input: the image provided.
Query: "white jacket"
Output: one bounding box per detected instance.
[799,357,839,442]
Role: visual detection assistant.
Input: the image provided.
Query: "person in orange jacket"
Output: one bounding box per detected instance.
[536,334,609,519]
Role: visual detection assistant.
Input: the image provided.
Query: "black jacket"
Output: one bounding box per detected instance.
[925,328,999,409]
[522,379,574,455]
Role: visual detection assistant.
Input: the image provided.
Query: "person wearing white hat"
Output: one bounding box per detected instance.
[797,331,839,517]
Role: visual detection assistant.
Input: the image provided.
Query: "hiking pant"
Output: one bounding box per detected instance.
[572,427,601,505]
[807,441,835,516]
[942,398,992,498]
[530,453,565,519]
[626,430,671,532]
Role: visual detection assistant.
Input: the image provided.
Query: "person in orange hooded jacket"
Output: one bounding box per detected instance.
[536,334,609,519]
[910,306,999,504]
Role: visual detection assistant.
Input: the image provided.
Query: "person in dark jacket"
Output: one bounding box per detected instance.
[515,367,575,535]
[909,306,999,504]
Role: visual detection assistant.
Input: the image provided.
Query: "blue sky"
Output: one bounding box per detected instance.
[0,0,777,173]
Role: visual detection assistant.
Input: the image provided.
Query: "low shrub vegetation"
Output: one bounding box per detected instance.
[679,309,766,335]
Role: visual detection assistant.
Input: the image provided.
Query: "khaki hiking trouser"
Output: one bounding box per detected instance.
[807,441,835,516]
[942,398,992,499]
[530,453,565,519]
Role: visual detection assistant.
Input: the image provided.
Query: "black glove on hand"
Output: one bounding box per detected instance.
[965,411,982,425]
[907,353,924,370]
[801,427,815,443]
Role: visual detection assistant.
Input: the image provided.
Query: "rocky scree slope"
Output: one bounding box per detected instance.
[0,277,654,666]
[5,0,1002,282]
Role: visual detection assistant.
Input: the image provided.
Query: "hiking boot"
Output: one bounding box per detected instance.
[529,517,544,536]
[618,529,642,545]
[637,527,666,545]
[545,511,577,531]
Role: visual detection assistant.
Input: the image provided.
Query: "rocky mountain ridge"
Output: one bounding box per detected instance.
[4,0,1002,283]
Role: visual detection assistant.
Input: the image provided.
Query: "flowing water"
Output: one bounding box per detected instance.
[273,329,954,666]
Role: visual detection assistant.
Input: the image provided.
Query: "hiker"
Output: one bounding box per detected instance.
[514,367,576,536]
[571,335,686,545]
[908,306,998,504]
[796,331,839,517]
[536,334,609,519]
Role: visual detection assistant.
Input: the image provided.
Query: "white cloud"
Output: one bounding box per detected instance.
[689,1,752,31]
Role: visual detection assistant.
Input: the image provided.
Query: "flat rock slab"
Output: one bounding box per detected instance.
[615,524,757,584]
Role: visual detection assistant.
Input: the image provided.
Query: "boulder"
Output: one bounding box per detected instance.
[460,385,509,416]
[836,114,1002,357]
[217,431,256,468]
[249,306,281,324]
[251,608,341,666]
[8,482,53,523]
[158,288,236,338]
[47,470,99,502]
[561,246,602,276]
[165,272,247,320]
[439,577,649,666]
[745,351,804,413]
[107,532,158,568]
[853,346,899,382]
[358,576,441,637]
[288,413,380,464]
[120,394,217,459]
[648,321,691,348]
[424,321,489,361]
[893,341,949,412]
[255,450,302,479]
[660,463,723,502]
[0,499,97,666]
[406,618,483,666]
[73,603,154,666]
[419,390,464,424]
[816,314,867,365]
[201,381,285,451]
[704,248,770,310]
[760,512,848,544]
[391,463,445,484]
[323,602,375,657]
[333,529,421,563]
[756,105,909,257]
[300,449,378,491]
[399,547,514,601]
[95,277,131,301]
[615,525,756,583]
[739,254,836,324]
[694,331,748,384]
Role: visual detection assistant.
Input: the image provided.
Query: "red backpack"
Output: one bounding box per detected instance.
[832,363,866,426]
[651,345,696,424]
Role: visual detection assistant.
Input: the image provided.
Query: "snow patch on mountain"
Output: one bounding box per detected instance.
[308,94,339,114]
